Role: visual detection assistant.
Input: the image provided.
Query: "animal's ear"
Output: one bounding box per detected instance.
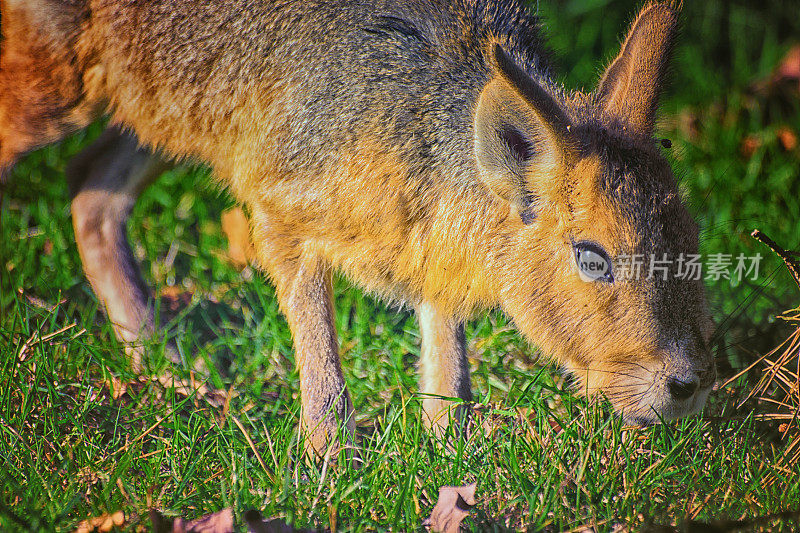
[596,2,679,136]
[475,44,578,221]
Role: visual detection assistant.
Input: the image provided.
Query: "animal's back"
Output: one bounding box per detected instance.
[78,0,556,309]
[84,0,552,183]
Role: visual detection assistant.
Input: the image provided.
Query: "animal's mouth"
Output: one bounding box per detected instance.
[619,380,714,426]
[562,355,716,425]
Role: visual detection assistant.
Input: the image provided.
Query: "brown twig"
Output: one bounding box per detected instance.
[746,230,800,489]
[751,229,800,290]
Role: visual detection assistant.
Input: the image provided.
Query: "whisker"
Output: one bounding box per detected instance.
[568,364,652,383]
[616,360,653,373]
[699,216,763,237]
[615,390,650,412]
[694,162,730,214]
[569,367,648,381]
[571,374,649,387]
[712,266,782,343]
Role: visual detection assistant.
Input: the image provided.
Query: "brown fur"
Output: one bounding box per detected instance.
[0,0,97,174]
[1,0,714,455]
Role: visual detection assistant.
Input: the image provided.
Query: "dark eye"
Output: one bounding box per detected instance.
[573,241,614,283]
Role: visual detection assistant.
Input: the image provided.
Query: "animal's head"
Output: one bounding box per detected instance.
[475,3,715,424]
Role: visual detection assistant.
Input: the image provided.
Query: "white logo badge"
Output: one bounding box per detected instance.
[575,245,612,282]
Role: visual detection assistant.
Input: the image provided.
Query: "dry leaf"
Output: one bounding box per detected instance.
[740,135,761,158]
[424,482,477,533]
[160,285,194,313]
[151,508,234,533]
[151,509,313,533]
[221,207,255,267]
[677,109,700,143]
[94,369,229,407]
[777,126,798,151]
[244,510,314,533]
[775,45,800,91]
[150,373,230,408]
[109,375,128,400]
[752,45,800,96]
[74,510,125,533]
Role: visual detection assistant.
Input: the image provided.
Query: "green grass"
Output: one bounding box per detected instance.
[2,0,800,531]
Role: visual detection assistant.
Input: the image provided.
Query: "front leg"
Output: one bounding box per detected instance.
[252,219,354,456]
[288,258,354,455]
[416,302,472,431]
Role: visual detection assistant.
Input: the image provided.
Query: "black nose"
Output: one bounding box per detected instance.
[668,378,698,401]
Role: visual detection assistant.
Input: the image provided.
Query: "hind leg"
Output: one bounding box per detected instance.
[68,126,173,370]
[1,2,170,367]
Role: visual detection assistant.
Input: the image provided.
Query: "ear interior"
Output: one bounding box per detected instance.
[497,124,534,162]
[474,77,559,219]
